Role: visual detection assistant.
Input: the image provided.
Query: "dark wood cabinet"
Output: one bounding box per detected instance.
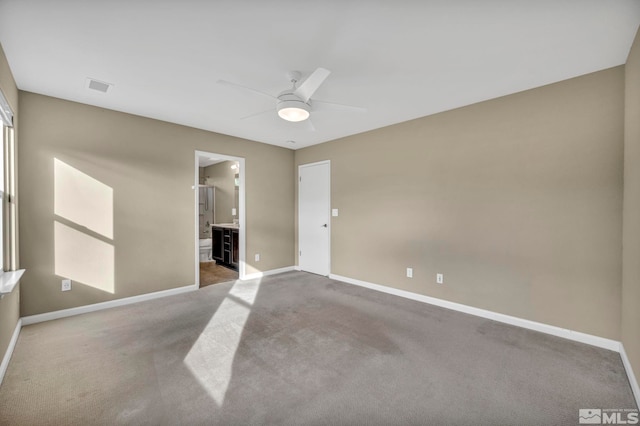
[211,226,224,263]
[223,228,232,264]
[231,229,239,269]
[212,225,238,271]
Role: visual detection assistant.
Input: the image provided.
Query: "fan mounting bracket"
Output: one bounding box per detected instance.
[286,71,302,85]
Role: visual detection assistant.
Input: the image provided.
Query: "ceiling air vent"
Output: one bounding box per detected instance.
[86,78,112,93]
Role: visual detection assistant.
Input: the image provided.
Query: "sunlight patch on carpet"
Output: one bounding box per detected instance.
[183,279,261,406]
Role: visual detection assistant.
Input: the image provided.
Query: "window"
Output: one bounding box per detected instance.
[0,121,15,272]
[0,124,5,272]
[0,88,22,296]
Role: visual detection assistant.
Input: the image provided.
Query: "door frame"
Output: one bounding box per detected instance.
[298,160,331,276]
[194,150,246,284]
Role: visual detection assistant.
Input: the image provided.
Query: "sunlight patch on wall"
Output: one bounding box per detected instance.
[184,279,260,406]
[54,221,115,293]
[54,158,113,239]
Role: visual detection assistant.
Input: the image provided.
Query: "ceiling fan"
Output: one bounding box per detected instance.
[217,68,365,130]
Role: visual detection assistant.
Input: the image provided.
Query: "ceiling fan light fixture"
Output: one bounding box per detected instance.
[278,106,310,122]
[277,94,311,122]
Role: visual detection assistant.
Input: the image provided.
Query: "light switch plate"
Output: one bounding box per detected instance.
[332,209,339,217]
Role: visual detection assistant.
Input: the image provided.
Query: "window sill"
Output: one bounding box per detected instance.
[0,269,25,298]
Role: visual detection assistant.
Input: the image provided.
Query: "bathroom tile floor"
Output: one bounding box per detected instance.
[199,262,239,288]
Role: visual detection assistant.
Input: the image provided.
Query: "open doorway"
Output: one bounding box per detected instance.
[195,150,245,287]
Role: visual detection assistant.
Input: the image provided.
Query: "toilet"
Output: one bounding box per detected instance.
[199,238,212,262]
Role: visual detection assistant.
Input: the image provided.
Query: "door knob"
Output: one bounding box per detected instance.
[322,224,327,228]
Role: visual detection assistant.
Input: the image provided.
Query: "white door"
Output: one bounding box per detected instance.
[298,161,330,276]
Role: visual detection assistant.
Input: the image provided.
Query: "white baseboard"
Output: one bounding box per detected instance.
[21,285,197,326]
[20,266,294,326]
[620,343,640,408]
[243,266,295,281]
[0,318,22,385]
[329,273,620,352]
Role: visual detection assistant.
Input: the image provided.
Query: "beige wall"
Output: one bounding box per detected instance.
[0,43,19,367]
[623,29,640,385]
[204,161,237,224]
[296,66,624,340]
[0,289,19,364]
[18,92,294,316]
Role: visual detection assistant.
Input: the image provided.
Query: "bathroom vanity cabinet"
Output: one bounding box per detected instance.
[211,225,239,271]
[211,227,224,264]
[231,229,239,269]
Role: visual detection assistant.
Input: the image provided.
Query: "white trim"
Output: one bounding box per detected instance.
[194,150,246,283]
[0,269,25,297]
[0,318,21,385]
[21,285,196,326]
[298,159,330,168]
[194,152,201,286]
[620,343,640,408]
[329,273,620,352]
[294,266,302,271]
[298,160,331,276]
[242,266,295,280]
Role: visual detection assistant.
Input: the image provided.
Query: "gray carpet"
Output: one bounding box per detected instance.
[0,271,636,425]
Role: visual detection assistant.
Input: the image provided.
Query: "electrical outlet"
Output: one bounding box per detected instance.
[436,273,444,284]
[61,279,72,291]
[255,253,260,262]
[406,267,413,278]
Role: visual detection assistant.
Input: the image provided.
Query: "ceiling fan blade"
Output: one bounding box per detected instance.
[240,108,275,120]
[294,68,331,102]
[217,79,276,101]
[313,100,367,113]
[304,118,316,132]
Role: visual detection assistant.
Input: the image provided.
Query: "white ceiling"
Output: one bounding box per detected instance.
[198,157,224,168]
[1,1,639,150]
